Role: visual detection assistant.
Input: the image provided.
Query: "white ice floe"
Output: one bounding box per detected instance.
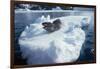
[19,15,91,64]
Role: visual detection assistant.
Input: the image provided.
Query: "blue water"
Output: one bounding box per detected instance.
[14,12,95,65]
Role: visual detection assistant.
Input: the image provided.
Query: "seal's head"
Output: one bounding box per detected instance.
[42,19,61,32]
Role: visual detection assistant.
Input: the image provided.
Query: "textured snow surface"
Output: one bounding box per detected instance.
[19,15,91,64]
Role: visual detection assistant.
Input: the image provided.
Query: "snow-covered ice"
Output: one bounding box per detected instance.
[19,15,91,65]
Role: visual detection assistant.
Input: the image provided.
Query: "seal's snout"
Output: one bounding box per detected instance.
[42,19,61,32]
[42,22,53,32]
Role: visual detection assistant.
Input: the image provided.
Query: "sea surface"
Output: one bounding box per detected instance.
[14,11,95,65]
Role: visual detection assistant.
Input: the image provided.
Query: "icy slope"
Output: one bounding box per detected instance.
[19,15,91,64]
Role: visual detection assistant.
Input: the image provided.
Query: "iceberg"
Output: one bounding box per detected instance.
[19,15,91,64]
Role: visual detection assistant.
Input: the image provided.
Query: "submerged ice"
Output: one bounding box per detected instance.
[19,15,91,64]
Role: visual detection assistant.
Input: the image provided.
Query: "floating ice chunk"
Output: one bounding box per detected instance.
[35,15,46,23]
[52,6,62,10]
[81,17,91,27]
[41,15,46,21]
[35,15,51,23]
[19,15,91,64]
[46,15,51,22]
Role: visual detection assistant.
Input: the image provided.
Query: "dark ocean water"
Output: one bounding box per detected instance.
[14,12,95,65]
